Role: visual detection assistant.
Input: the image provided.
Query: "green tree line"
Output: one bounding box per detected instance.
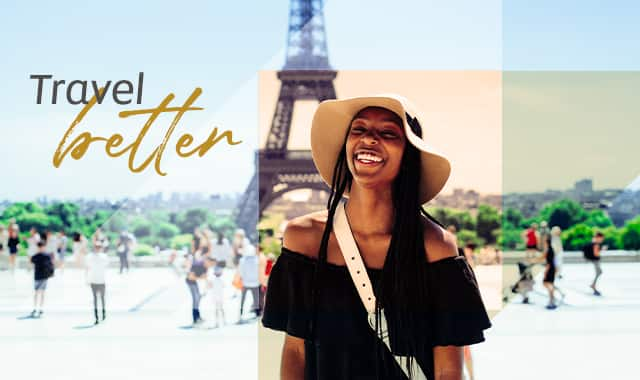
[0,202,237,255]
[428,199,640,251]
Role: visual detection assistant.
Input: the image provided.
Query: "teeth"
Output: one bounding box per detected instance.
[356,153,382,163]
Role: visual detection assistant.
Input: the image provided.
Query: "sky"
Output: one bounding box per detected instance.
[0,0,638,200]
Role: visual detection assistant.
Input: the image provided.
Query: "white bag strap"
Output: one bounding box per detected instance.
[333,202,428,380]
[333,202,377,313]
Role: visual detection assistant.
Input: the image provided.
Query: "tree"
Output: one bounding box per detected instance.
[504,208,523,229]
[457,229,483,246]
[562,223,593,251]
[154,222,180,239]
[131,217,152,238]
[599,226,622,249]
[621,217,640,250]
[176,208,209,234]
[499,222,522,250]
[171,234,193,250]
[585,210,613,228]
[15,212,59,232]
[2,202,44,220]
[45,202,81,231]
[540,199,588,230]
[104,212,127,234]
[209,215,237,235]
[476,205,500,244]
[427,208,475,231]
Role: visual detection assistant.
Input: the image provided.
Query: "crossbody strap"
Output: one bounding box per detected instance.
[333,202,376,313]
[333,202,427,380]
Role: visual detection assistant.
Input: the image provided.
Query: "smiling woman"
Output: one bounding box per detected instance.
[347,107,406,190]
[262,94,491,380]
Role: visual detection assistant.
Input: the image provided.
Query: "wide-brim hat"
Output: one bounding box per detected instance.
[310,94,451,204]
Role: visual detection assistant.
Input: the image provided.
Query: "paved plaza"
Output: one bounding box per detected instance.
[1,260,636,379]
[0,266,258,380]
[474,262,639,379]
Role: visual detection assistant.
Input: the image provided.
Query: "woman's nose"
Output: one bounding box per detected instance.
[362,131,378,145]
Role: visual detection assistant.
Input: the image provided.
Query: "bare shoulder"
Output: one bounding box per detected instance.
[282,210,328,259]
[422,215,459,263]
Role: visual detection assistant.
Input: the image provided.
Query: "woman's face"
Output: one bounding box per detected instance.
[345,107,406,189]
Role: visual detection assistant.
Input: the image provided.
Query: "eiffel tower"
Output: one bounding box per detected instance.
[234,0,337,241]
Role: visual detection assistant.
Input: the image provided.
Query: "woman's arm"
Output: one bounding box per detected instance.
[433,345,464,380]
[281,334,305,380]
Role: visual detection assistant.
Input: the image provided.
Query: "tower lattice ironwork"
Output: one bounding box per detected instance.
[235,0,337,240]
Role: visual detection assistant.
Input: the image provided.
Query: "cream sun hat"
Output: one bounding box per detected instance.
[310,94,451,204]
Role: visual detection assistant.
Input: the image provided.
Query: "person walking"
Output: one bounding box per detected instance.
[208,266,226,328]
[56,231,68,272]
[185,252,214,326]
[584,231,605,296]
[550,226,564,279]
[45,230,58,265]
[27,228,40,257]
[232,229,248,267]
[238,242,260,320]
[86,241,109,324]
[116,230,132,274]
[538,221,550,252]
[540,235,565,309]
[522,223,539,260]
[7,227,20,272]
[211,231,232,269]
[72,232,88,268]
[30,241,54,317]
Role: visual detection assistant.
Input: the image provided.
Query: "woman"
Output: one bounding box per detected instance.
[185,251,214,326]
[199,228,213,258]
[211,231,232,269]
[191,227,202,255]
[550,226,564,279]
[262,95,491,380]
[72,232,88,268]
[6,226,20,271]
[522,223,539,260]
[540,234,565,309]
[232,229,247,267]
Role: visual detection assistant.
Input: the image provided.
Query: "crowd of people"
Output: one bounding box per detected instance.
[515,222,605,310]
[181,227,276,328]
[0,218,279,328]
[0,220,137,324]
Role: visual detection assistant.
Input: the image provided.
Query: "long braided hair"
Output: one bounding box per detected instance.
[310,107,435,379]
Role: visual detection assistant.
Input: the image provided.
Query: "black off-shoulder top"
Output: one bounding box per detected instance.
[262,247,491,380]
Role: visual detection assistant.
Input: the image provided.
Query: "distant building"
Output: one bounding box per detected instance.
[430,188,501,211]
[574,179,593,195]
[503,178,635,225]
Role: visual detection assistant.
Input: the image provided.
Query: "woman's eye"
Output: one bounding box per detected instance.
[381,131,397,138]
[351,126,366,134]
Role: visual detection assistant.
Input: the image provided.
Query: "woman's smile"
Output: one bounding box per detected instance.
[354,149,384,166]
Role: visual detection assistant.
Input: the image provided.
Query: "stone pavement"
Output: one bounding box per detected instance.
[3,262,634,379]
[473,262,639,379]
[0,266,258,380]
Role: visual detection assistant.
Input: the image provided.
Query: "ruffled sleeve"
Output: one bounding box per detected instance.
[427,256,492,346]
[261,248,315,339]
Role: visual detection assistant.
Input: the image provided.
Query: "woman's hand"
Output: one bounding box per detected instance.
[281,334,305,380]
[433,345,464,380]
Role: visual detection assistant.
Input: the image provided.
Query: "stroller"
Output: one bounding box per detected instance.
[510,261,535,303]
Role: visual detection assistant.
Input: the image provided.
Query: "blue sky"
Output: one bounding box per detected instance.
[503,0,639,69]
[0,0,637,200]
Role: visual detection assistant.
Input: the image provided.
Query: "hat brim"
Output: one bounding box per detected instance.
[311,96,451,204]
